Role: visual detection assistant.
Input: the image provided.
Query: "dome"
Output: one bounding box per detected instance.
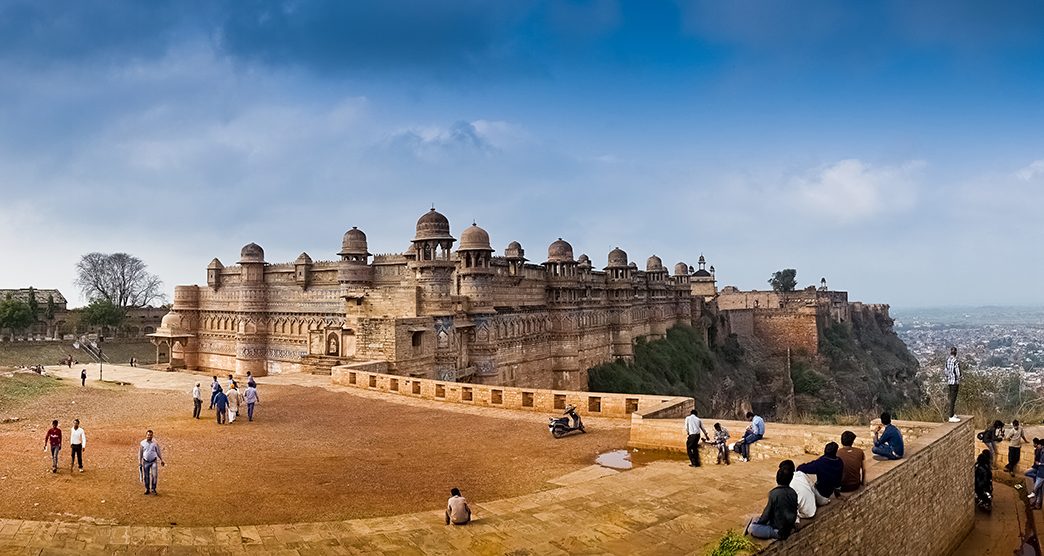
[207,258,224,270]
[295,252,313,265]
[414,208,455,241]
[674,262,688,276]
[458,223,492,251]
[546,238,574,262]
[607,247,628,267]
[505,241,524,259]
[646,255,663,272]
[578,254,592,269]
[628,262,638,269]
[159,310,183,332]
[239,243,265,264]
[339,227,370,256]
[693,268,712,278]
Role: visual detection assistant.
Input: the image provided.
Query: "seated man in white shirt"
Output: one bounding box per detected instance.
[780,460,829,521]
[445,488,472,525]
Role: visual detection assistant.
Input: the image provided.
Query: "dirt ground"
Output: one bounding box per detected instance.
[0,375,628,526]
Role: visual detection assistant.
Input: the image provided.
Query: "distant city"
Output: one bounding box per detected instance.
[894,306,1044,388]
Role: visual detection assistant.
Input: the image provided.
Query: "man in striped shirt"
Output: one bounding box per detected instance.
[945,347,961,423]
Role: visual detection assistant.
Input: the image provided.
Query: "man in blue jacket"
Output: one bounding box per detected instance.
[872,412,904,460]
[797,442,845,498]
[214,387,228,425]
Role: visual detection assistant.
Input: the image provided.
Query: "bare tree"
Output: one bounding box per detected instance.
[75,252,166,308]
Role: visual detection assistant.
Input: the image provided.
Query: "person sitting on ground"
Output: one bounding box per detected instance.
[872,412,904,460]
[837,431,865,492]
[746,465,798,540]
[1026,438,1044,507]
[712,422,731,465]
[1005,419,1029,475]
[797,442,845,499]
[974,449,993,509]
[445,488,472,525]
[737,411,765,462]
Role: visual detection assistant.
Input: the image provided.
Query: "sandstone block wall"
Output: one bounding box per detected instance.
[752,309,820,356]
[330,365,691,418]
[760,418,974,556]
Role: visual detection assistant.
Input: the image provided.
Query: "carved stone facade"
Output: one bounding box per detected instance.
[168,209,716,390]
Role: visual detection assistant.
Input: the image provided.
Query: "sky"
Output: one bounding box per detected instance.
[2,0,1044,308]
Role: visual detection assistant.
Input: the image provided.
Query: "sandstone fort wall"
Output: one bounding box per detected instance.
[330,363,693,418]
[751,309,820,356]
[760,418,974,556]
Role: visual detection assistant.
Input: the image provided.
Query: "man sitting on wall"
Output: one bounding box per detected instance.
[837,431,865,492]
[780,460,829,521]
[735,411,765,462]
[796,442,845,499]
[872,412,904,460]
[746,463,799,540]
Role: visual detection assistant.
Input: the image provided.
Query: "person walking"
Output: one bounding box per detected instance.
[227,384,242,423]
[69,419,86,472]
[80,368,87,387]
[138,430,165,495]
[246,371,256,389]
[244,383,259,422]
[208,377,219,409]
[945,347,961,422]
[1006,420,1029,475]
[192,383,202,419]
[684,409,710,467]
[44,420,62,473]
[214,387,228,425]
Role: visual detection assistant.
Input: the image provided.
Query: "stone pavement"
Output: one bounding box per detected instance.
[1,365,781,555]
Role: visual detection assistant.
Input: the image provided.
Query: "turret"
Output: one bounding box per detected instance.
[338,227,373,284]
[408,208,456,314]
[295,252,312,289]
[207,258,223,289]
[457,222,495,308]
[235,242,268,377]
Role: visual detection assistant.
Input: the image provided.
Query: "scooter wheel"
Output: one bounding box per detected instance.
[552,427,565,438]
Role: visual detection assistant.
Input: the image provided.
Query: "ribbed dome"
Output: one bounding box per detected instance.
[646,255,663,271]
[239,243,265,264]
[414,208,454,241]
[674,262,688,276]
[505,241,524,259]
[207,258,224,270]
[295,252,313,265]
[607,247,628,267]
[340,227,370,256]
[458,223,492,251]
[546,238,574,262]
[159,311,183,331]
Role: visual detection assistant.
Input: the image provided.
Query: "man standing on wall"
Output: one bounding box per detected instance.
[684,409,710,467]
[945,346,961,423]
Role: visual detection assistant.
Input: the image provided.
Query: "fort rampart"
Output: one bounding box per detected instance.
[330,362,693,418]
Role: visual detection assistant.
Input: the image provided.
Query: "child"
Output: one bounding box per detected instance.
[713,422,731,465]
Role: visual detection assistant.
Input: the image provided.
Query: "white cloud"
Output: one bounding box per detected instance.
[789,159,923,224]
[1016,159,1044,181]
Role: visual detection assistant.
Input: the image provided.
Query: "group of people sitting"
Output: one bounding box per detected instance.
[745,412,905,540]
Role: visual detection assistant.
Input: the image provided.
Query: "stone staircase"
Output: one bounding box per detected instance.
[299,354,350,375]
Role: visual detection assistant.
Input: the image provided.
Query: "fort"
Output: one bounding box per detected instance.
[159,207,719,390]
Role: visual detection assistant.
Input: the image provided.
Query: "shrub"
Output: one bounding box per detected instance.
[707,529,757,556]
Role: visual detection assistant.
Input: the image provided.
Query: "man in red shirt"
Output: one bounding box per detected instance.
[43,420,62,473]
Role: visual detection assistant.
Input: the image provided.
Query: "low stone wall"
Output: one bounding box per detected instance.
[628,417,939,462]
[760,418,974,556]
[330,364,692,418]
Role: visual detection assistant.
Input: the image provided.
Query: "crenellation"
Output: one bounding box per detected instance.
[165,208,711,387]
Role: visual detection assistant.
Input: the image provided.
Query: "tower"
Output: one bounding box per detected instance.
[235,242,268,377]
[457,223,495,309]
[408,208,456,315]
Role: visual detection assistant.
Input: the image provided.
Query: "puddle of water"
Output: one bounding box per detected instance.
[595,450,633,470]
[595,448,690,470]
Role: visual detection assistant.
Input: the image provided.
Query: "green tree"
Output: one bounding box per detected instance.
[26,286,39,321]
[768,269,798,292]
[80,299,125,337]
[0,295,35,340]
[45,294,56,320]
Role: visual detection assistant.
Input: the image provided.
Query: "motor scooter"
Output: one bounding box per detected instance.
[548,404,586,438]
